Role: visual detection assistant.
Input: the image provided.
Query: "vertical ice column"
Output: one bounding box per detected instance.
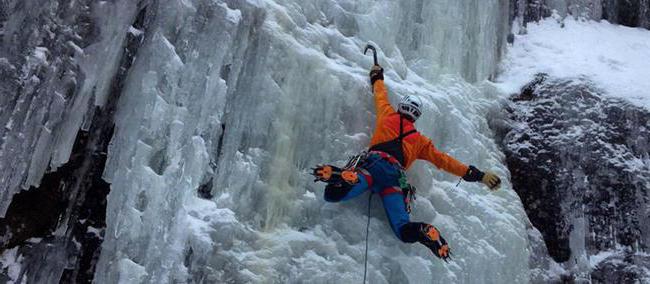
[96,0,245,282]
[364,0,510,83]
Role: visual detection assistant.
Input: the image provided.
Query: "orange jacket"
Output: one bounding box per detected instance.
[369,80,469,177]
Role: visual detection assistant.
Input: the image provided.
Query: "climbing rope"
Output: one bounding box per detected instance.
[363,193,372,283]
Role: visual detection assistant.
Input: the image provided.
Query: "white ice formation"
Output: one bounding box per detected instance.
[92,0,530,283]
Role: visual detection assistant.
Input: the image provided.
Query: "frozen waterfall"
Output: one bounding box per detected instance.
[92,0,527,283]
[0,0,538,283]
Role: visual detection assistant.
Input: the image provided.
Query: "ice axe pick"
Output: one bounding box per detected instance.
[364,44,378,66]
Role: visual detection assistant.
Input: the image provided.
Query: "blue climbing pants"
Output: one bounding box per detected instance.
[323,154,411,241]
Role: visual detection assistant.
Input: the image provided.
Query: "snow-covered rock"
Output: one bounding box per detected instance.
[491,74,650,282]
[497,18,650,109]
[492,11,650,283]
[511,0,650,30]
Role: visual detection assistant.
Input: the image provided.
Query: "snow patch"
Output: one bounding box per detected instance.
[0,248,24,283]
[497,18,650,109]
[116,258,148,283]
[127,26,144,37]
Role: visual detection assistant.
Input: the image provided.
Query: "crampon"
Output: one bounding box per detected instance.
[421,224,452,262]
[311,165,358,184]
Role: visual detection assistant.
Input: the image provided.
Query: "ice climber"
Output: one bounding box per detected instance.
[312,64,502,261]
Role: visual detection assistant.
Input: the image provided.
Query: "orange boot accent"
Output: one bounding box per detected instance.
[341,170,359,184]
[438,244,449,258]
[316,165,333,180]
[425,225,440,242]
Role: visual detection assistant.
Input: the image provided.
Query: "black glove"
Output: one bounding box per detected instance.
[369,65,383,85]
[462,165,484,182]
[463,165,501,191]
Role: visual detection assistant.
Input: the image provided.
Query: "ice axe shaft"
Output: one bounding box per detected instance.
[364,44,378,65]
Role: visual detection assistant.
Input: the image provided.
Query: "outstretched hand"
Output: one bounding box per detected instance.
[481,172,501,191]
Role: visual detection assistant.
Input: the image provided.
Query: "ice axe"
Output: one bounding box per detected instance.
[364,44,378,66]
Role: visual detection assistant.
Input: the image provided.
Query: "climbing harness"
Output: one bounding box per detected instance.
[311,152,369,184]
[368,116,417,167]
[363,150,418,214]
[344,151,368,170]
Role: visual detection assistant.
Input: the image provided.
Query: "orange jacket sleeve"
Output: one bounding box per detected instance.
[418,136,469,177]
[373,80,395,119]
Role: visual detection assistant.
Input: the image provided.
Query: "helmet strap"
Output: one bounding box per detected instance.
[399,112,415,122]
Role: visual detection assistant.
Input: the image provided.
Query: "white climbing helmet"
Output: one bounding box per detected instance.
[398,95,423,121]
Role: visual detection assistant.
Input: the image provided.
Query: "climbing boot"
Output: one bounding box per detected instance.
[419,224,451,262]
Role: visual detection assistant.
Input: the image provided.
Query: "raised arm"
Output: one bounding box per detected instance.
[369,65,395,119]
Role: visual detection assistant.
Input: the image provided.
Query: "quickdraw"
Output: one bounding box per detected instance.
[343,151,368,170]
[399,170,417,214]
[342,151,417,214]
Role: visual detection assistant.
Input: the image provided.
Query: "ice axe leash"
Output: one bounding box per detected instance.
[364,44,378,65]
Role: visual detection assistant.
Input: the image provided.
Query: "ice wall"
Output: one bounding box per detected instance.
[91,0,531,283]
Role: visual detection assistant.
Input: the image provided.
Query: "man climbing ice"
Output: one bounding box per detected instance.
[312,63,502,262]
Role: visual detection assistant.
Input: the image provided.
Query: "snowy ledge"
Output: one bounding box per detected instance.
[495,17,650,109]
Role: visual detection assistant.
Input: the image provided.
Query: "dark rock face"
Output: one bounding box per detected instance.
[491,74,650,281]
[0,0,95,213]
[0,1,148,283]
[511,0,552,24]
[603,0,650,29]
[512,0,650,29]
[1,126,112,284]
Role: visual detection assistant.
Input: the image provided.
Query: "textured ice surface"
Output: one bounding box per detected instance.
[0,248,23,283]
[91,0,531,283]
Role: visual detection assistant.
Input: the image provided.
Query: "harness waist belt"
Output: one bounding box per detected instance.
[368,151,403,168]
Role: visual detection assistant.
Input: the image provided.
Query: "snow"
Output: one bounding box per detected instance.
[589,249,619,268]
[66,41,84,55]
[116,259,148,283]
[127,26,144,37]
[0,248,24,283]
[496,17,650,109]
[87,226,103,238]
[32,47,48,63]
[495,16,650,282]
